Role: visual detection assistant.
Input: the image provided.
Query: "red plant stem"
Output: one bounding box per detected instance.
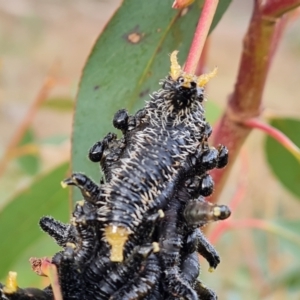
[209,1,300,203]
[184,0,219,74]
[41,260,63,300]
[261,0,300,17]
[209,218,269,244]
[227,219,270,231]
[208,220,230,244]
[195,38,210,76]
[244,118,300,160]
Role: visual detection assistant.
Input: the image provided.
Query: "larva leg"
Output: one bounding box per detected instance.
[96,244,155,299]
[39,216,76,247]
[62,173,101,204]
[51,251,84,300]
[185,174,214,198]
[194,280,217,300]
[113,109,129,133]
[182,227,219,272]
[216,144,228,169]
[159,189,198,300]
[195,228,220,270]
[180,251,200,285]
[71,201,99,266]
[88,132,117,163]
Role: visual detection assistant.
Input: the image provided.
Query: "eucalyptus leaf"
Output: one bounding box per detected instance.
[0,163,69,279]
[265,118,300,199]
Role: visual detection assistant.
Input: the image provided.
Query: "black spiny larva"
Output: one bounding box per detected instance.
[66,51,226,263]
[0,51,231,300]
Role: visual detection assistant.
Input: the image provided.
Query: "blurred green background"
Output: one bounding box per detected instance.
[0,0,300,299]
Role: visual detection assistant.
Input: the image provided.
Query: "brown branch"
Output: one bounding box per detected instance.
[209,1,300,203]
[261,0,300,18]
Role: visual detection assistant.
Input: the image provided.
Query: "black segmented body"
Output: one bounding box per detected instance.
[99,110,205,226]
[0,52,231,300]
[95,74,229,262]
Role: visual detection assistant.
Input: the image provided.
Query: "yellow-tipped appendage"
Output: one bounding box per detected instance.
[169,50,217,87]
[212,206,221,218]
[197,67,218,87]
[104,225,130,262]
[60,181,68,188]
[3,271,18,294]
[170,50,182,81]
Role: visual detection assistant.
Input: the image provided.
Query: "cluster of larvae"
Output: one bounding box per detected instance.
[0,51,231,300]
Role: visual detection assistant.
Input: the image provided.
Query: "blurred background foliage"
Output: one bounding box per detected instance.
[0,0,300,299]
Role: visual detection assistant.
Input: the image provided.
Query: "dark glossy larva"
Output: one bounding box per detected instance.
[0,51,231,300]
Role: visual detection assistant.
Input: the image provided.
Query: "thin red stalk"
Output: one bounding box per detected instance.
[195,38,210,76]
[184,0,219,74]
[209,1,300,203]
[244,118,300,160]
[227,219,269,231]
[41,260,63,300]
[210,219,268,244]
[208,220,230,244]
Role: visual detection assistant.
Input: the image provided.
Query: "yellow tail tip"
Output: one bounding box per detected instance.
[152,242,160,253]
[60,181,68,188]
[104,225,130,262]
[3,271,18,294]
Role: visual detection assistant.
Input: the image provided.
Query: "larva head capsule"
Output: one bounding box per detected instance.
[168,51,217,110]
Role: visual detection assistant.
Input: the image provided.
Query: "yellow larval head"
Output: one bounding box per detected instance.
[170,50,217,87]
[3,271,18,294]
[104,225,130,262]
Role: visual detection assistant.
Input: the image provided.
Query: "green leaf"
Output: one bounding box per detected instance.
[17,128,40,175]
[0,163,69,280]
[72,0,231,202]
[271,265,300,291]
[265,118,300,199]
[42,97,74,112]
